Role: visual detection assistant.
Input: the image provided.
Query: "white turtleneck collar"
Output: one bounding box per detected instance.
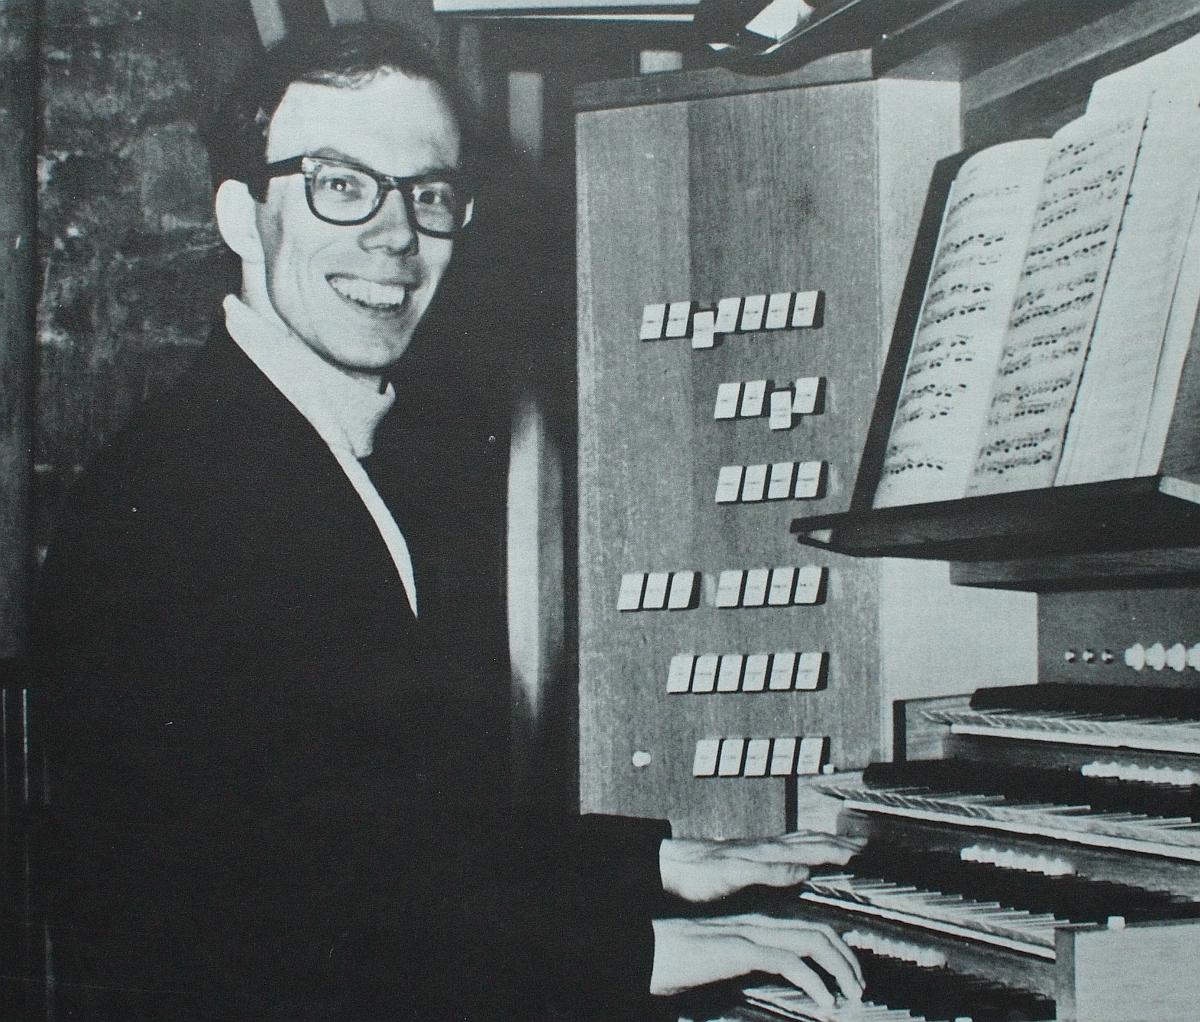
[223,293,395,459]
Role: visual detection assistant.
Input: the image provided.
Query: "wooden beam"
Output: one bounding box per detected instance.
[873,0,1035,79]
[963,0,1200,147]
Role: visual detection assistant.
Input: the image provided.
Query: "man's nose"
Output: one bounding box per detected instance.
[359,188,417,254]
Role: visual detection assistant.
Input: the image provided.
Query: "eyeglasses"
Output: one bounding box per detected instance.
[262,155,473,238]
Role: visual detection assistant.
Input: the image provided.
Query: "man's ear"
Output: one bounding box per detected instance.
[214,180,265,265]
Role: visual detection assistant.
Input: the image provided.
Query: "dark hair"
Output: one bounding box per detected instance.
[205,23,468,200]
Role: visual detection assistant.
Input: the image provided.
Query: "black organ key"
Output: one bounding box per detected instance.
[858,950,1055,1021]
[837,848,1197,926]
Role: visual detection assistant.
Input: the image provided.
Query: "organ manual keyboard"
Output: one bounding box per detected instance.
[722,684,1200,1022]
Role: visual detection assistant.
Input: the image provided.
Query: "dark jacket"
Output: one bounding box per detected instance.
[31,323,670,1021]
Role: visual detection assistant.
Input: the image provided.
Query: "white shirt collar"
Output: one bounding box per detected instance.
[222,294,395,459]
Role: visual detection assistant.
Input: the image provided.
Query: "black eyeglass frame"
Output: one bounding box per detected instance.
[261,155,473,238]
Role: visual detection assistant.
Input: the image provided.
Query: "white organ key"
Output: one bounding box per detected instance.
[717,654,744,692]
[617,572,646,611]
[718,738,746,776]
[795,651,825,690]
[742,653,770,692]
[744,985,920,1022]
[794,376,821,415]
[765,292,793,330]
[639,302,666,340]
[794,565,824,604]
[713,381,742,419]
[692,739,721,777]
[666,654,695,694]
[825,786,1200,861]
[715,570,745,608]
[740,380,768,417]
[691,654,719,693]
[1125,643,1146,670]
[932,706,1200,756]
[794,460,824,499]
[843,929,947,969]
[770,737,797,775]
[641,571,670,610]
[769,651,797,690]
[667,570,698,610]
[1168,642,1188,671]
[1188,643,1200,670]
[768,461,796,499]
[691,309,716,349]
[801,875,1060,956]
[767,566,797,605]
[742,463,768,502]
[769,389,794,429]
[715,464,744,503]
[743,568,770,607]
[744,738,771,776]
[714,296,742,334]
[740,294,766,332]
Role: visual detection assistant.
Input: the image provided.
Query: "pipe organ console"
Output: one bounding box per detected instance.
[575,22,1200,1022]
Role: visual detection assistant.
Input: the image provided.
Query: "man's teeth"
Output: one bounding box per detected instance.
[330,278,408,308]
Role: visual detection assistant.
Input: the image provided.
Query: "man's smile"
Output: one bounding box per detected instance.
[327,273,412,311]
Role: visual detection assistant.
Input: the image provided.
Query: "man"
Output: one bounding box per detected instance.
[33,24,863,1021]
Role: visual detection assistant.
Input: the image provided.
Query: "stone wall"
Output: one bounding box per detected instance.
[35,0,261,553]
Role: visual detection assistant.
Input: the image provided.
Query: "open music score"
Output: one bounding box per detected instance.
[874,71,1200,508]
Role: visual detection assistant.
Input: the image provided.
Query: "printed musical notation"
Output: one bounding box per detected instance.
[874,139,1050,507]
[969,109,1145,495]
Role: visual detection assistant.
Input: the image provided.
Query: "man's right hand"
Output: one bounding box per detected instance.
[649,914,864,1007]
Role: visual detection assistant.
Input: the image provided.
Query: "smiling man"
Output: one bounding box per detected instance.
[32,24,862,1022]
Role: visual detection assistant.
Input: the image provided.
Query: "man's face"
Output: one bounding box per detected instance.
[255,72,461,373]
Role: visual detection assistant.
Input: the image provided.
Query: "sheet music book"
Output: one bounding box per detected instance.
[873,139,1050,507]
[871,84,1200,506]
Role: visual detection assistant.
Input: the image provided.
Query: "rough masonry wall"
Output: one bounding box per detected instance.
[35,0,260,553]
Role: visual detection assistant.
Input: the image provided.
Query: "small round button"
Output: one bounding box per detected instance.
[631,750,652,769]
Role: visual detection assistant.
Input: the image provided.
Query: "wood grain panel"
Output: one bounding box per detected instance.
[577,102,694,824]
[577,79,1006,839]
[688,83,881,520]
[573,50,873,113]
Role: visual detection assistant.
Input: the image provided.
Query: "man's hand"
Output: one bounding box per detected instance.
[649,914,864,1007]
[659,831,864,903]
